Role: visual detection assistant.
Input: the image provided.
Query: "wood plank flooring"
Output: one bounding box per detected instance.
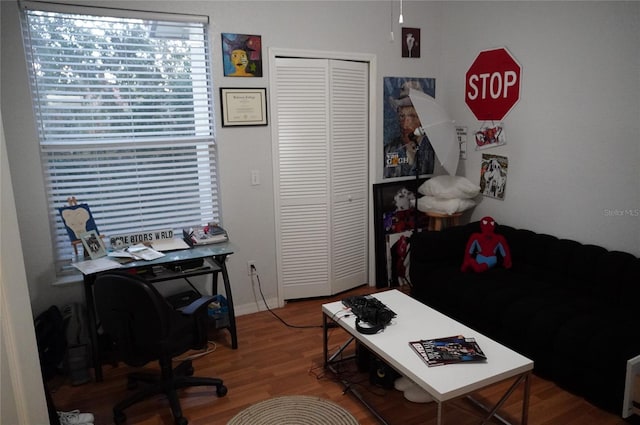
[50,285,636,425]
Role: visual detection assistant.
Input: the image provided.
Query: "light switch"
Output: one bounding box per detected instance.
[250,169,260,186]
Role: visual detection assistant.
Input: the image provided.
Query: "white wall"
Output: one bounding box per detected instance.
[440,1,640,254]
[1,1,639,322]
[1,111,49,424]
[1,0,444,315]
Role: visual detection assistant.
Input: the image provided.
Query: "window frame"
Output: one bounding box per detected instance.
[20,2,220,275]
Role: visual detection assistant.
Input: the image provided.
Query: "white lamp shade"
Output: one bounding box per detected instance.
[408,89,459,176]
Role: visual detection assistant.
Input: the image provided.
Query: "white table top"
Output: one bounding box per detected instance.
[323,289,533,402]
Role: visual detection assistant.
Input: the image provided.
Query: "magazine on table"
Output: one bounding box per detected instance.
[409,335,487,367]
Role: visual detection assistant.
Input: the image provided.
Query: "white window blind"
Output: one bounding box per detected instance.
[20,4,219,273]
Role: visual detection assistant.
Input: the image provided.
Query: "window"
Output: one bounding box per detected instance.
[20,3,219,274]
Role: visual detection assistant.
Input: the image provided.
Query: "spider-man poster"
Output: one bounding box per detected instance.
[373,179,428,288]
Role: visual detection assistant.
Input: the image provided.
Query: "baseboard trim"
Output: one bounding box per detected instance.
[233,296,280,317]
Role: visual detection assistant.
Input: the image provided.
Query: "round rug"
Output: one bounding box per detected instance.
[227,395,359,425]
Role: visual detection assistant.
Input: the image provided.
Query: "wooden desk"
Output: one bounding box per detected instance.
[78,242,237,382]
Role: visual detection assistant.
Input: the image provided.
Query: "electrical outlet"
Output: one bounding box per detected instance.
[247,261,256,276]
[250,170,260,186]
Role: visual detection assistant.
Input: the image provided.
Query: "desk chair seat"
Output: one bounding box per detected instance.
[94,272,227,425]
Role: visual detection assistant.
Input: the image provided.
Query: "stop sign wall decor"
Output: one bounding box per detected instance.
[465,47,521,121]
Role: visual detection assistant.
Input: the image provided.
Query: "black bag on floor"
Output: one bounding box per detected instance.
[34,305,67,381]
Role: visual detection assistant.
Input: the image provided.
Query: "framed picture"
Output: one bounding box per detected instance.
[480,153,508,200]
[221,33,262,77]
[373,179,429,288]
[401,27,420,58]
[79,230,107,260]
[58,203,99,243]
[475,122,506,150]
[220,87,268,127]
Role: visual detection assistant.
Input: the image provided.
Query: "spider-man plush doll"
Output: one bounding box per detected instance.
[461,216,512,273]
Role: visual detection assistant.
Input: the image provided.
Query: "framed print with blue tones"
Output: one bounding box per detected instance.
[221,33,262,77]
[383,77,436,179]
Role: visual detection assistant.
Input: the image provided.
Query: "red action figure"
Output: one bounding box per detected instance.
[461,216,512,273]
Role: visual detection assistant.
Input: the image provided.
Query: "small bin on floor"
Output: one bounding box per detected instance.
[208,294,229,329]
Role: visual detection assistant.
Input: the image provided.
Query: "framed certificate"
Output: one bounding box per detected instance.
[220,87,268,127]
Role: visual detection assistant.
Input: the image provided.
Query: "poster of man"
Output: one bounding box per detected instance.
[383,77,436,179]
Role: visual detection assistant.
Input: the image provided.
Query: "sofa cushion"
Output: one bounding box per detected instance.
[543,238,582,277]
[496,226,531,262]
[416,267,511,325]
[473,274,545,339]
[581,307,640,412]
[523,304,584,378]
[619,258,640,307]
[552,314,599,393]
[591,251,637,302]
[565,244,608,290]
[503,233,558,280]
[498,286,569,355]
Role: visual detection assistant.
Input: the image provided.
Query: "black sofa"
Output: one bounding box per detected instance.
[409,220,640,416]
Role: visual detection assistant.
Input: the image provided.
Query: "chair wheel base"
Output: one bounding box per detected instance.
[217,385,228,397]
[114,410,126,424]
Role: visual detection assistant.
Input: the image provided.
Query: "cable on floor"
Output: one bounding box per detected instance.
[173,341,217,362]
[252,265,323,329]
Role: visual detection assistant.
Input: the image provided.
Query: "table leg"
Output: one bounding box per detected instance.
[83,275,102,382]
[322,317,387,425]
[522,372,531,425]
[216,254,238,349]
[466,372,530,425]
[323,313,329,366]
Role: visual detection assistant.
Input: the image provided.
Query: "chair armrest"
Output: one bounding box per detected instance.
[180,295,215,315]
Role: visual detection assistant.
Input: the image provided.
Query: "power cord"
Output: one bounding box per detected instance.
[251,264,323,329]
[173,341,217,362]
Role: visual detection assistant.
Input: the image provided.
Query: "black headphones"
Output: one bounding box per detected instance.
[355,318,386,335]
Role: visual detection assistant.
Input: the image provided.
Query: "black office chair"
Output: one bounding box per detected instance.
[94,272,227,425]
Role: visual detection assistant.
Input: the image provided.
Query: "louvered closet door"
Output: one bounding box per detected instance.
[274,57,368,300]
[329,60,369,294]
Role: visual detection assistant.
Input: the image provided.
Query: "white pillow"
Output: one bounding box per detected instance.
[418,175,480,199]
[417,196,477,215]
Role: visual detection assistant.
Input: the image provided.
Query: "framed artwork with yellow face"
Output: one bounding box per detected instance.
[221,33,262,77]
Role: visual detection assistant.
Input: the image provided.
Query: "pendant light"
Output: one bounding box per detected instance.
[399,0,404,24]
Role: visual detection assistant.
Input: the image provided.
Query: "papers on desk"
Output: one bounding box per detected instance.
[72,257,122,274]
[108,244,165,261]
[151,238,190,252]
[124,244,165,260]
